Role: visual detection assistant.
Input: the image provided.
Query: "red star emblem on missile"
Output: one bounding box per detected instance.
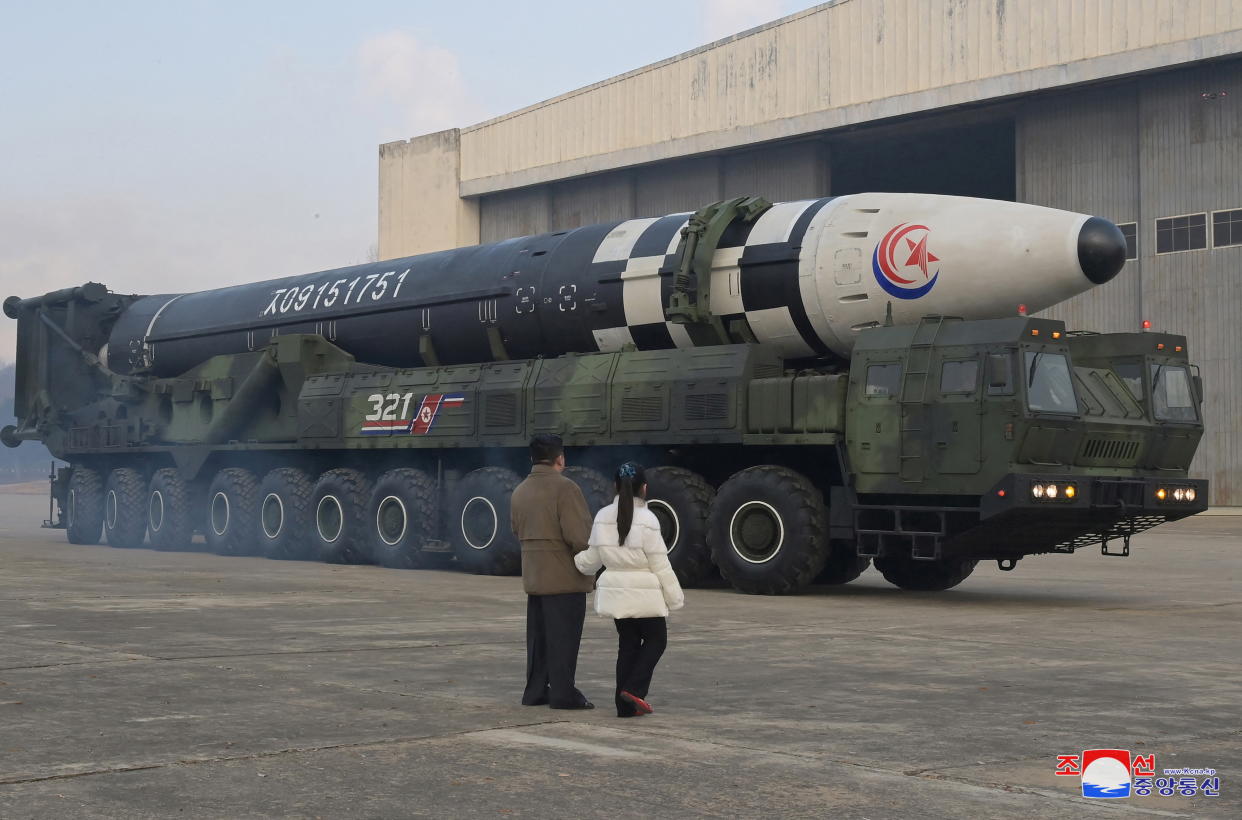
[904,234,939,279]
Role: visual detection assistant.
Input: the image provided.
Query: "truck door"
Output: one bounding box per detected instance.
[846,358,902,474]
[930,355,983,474]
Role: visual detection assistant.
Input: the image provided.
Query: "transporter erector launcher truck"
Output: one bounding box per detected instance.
[3,193,1208,594]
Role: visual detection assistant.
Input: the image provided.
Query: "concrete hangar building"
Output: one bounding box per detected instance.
[378,0,1242,504]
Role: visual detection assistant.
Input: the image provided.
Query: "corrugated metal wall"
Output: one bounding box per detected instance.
[478,188,551,243]
[1019,85,1143,332]
[1027,62,1242,503]
[722,142,829,202]
[459,0,1242,190]
[550,175,635,231]
[636,157,721,215]
[480,140,831,241]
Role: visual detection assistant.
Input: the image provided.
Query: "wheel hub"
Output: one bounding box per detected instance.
[461,496,498,550]
[105,489,118,531]
[210,491,230,537]
[729,501,785,564]
[377,496,407,546]
[648,499,680,554]
[316,495,344,543]
[261,493,284,539]
[149,490,165,532]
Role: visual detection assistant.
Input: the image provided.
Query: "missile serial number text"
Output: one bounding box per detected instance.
[261,269,411,317]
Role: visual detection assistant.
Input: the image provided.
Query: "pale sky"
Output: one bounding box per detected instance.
[0,0,815,362]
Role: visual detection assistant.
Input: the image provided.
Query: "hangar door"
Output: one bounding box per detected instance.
[830,120,1015,202]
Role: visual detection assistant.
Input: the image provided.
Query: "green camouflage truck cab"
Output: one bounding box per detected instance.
[843,315,1206,590]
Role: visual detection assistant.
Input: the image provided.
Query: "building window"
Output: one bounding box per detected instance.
[1116,222,1138,260]
[1213,209,1242,248]
[1155,214,1207,254]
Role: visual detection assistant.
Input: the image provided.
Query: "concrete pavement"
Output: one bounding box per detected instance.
[0,491,1237,818]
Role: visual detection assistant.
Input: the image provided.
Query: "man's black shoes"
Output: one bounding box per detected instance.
[549,700,595,710]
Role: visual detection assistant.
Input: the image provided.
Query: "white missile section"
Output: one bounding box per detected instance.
[605,192,1122,362]
[805,193,1117,358]
[699,192,1124,361]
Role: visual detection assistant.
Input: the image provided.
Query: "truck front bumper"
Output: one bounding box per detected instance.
[947,474,1210,558]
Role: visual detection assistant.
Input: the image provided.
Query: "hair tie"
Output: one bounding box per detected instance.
[618,462,637,479]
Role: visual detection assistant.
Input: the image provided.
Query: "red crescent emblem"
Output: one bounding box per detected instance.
[877,223,938,284]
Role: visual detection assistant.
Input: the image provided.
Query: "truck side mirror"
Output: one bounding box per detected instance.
[1193,374,1204,404]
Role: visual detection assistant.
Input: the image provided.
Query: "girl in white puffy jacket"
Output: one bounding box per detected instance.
[574,462,684,717]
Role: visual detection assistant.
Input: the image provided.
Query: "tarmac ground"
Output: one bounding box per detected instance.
[0,490,1238,819]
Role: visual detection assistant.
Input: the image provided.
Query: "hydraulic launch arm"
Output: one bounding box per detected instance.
[666,196,771,346]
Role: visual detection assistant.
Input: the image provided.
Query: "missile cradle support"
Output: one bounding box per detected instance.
[3,193,1208,595]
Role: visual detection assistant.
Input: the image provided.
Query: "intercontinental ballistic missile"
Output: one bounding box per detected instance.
[96,192,1126,377]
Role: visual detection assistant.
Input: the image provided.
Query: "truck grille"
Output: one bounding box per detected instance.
[1079,437,1140,465]
[685,393,728,421]
[484,394,518,428]
[621,396,664,423]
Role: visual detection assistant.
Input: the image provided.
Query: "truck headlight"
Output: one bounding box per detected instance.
[1185,488,1196,502]
[1030,482,1077,502]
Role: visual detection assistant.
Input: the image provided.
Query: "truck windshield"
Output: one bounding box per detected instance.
[1024,351,1078,414]
[1150,364,1197,421]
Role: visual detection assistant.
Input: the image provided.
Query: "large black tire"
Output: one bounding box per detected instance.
[104,467,147,548]
[708,465,828,595]
[311,468,374,564]
[367,468,436,569]
[645,466,715,587]
[814,539,871,585]
[66,466,104,545]
[874,554,978,591]
[147,468,192,551]
[449,467,522,575]
[205,467,259,556]
[562,466,612,515]
[257,467,314,560]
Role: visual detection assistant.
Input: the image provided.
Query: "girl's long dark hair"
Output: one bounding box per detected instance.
[615,462,646,544]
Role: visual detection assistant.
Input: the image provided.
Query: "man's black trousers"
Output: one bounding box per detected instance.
[523,592,588,708]
[614,616,667,716]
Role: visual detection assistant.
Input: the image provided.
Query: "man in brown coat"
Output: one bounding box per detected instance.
[510,434,595,709]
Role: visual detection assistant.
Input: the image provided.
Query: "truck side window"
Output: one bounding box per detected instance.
[940,360,978,394]
[986,353,1014,395]
[865,363,901,397]
[1113,362,1143,400]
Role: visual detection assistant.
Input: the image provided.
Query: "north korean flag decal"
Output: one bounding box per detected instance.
[410,393,464,435]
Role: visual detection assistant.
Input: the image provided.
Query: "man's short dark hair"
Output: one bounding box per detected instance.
[529,434,564,465]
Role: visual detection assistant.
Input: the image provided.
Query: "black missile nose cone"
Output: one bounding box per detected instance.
[1078,216,1127,285]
